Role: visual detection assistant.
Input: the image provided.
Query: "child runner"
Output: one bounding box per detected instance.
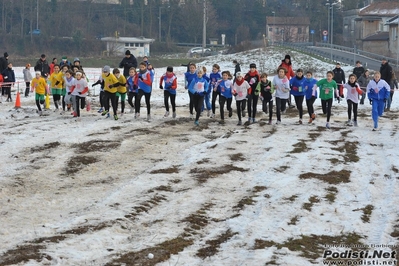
[289,69,306,124]
[210,64,222,118]
[112,68,127,115]
[257,73,274,125]
[70,70,89,119]
[60,64,70,113]
[232,72,250,125]
[343,73,363,126]
[92,75,104,113]
[101,65,120,120]
[31,71,48,115]
[303,71,318,124]
[159,66,177,118]
[217,70,233,124]
[63,69,75,115]
[49,64,64,110]
[201,66,211,116]
[135,61,153,121]
[188,68,209,126]
[273,67,290,124]
[184,63,197,119]
[244,63,260,123]
[1,62,15,102]
[314,71,338,129]
[23,63,32,97]
[366,71,390,131]
[358,70,371,105]
[126,67,137,113]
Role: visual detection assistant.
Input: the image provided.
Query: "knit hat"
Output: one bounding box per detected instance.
[62,56,67,60]
[74,57,80,63]
[125,50,131,55]
[284,54,291,60]
[249,63,256,68]
[103,65,111,72]
[41,54,46,58]
[4,52,8,58]
[236,72,244,77]
[167,66,173,72]
[382,57,387,61]
[35,71,41,75]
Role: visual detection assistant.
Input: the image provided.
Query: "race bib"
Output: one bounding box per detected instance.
[238,91,243,97]
[325,89,329,94]
[298,86,302,92]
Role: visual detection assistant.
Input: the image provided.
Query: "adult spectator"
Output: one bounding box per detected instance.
[380,58,394,110]
[0,52,9,73]
[353,60,365,79]
[332,62,345,101]
[233,60,241,78]
[119,50,137,77]
[59,56,71,68]
[34,54,50,78]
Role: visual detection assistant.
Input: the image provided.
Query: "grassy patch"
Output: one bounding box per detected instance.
[284,194,298,202]
[302,196,320,211]
[64,155,99,176]
[181,203,215,237]
[324,186,338,203]
[253,239,278,249]
[274,165,289,173]
[74,139,121,154]
[150,165,180,174]
[331,141,359,163]
[124,195,168,220]
[233,186,267,211]
[190,164,249,183]
[288,215,299,225]
[30,141,61,153]
[328,158,341,165]
[229,153,246,161]
[299,170,351,184]
[291,140,308,153]
[196,229,238,259]
[361,205,374,223]
[308,132,321,140]
[147,185,173,193]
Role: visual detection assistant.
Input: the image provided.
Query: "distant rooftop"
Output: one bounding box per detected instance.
[359,1,399,16]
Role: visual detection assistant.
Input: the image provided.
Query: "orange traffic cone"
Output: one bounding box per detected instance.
[15,91,21,108]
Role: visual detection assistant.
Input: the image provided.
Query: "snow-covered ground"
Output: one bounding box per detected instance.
[0,48,398,266]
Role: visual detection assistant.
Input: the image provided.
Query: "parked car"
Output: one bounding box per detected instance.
[188,47,211,57]
[29,29,41,35]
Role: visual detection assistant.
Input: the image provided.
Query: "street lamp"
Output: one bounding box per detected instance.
[326,1,338,61]
[272,11,275,45]
[159,7,162,42]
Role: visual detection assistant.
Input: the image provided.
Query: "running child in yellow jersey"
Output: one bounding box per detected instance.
[31,71,49,115]
[113,68,127,115]
[101,65,121,120]
[49,64,64,110]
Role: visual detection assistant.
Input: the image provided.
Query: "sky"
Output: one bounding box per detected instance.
[0,48,398,266]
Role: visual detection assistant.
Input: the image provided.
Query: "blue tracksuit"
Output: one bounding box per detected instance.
[302,78,318,100]
[367,78,390,128]
[289,75,306,97]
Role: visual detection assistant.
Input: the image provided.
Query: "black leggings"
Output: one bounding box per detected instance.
[99,91,105,108]
[3,86,11,100]
[135,90,151,115]
[193,93,204,121]
[188,91,194,115]
[321,98,333,122]
[103,91,118,115]
[247,94,259,119]
[294,95,304,119]
[25,82,30,97]
[275,97,287,122]
[211,90,220,114]
[262,100,273,121]
[164,90,176,112]
[75,96,86,117]
[53,94,61,109]
[306,96,316,117]
[128,92,136,108]
[347,99,358,121]
[236,100,245,121]
[36,99,44,111]
[219,96,232,120]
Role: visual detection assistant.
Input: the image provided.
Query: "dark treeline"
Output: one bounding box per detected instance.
[0,0,374,57]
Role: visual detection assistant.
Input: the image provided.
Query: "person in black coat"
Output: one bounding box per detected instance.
[352,61,365,79]
[1,62,15,102]
[119,50,138,77]
[34,54,50,78]
[0,52,9,73]
[332,63,346,101]
[380,58,394,110]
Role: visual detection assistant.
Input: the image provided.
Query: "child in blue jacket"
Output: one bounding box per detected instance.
[188,69,209,126]
[302,71,318,124]
[289,69,306,124]
[366,71,390,131]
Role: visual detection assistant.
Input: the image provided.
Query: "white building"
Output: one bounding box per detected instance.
[101,36,155,57]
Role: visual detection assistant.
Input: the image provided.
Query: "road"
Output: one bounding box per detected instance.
[308,45,383,71]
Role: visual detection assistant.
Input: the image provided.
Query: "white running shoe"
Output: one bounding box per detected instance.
[164,111,170,117]
[207,110,211,117]
[173,112,176,118]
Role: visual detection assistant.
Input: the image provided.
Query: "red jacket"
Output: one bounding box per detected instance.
[279,61,295,80]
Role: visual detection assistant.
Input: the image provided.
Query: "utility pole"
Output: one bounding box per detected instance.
[159,7,162,42]
[202,0,206,56]
[36,0,39,29]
